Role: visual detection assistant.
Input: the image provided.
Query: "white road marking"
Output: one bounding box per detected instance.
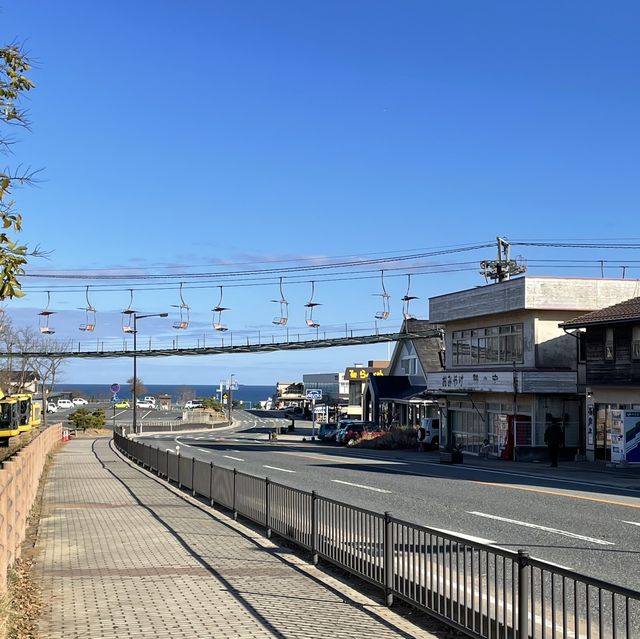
[468,511,614,546]
[263,465,296,473]
[620,520,640,527]
[198,449,210,453]
[223,455,245,462]
[396,457,640,493]
[331,480,392,494]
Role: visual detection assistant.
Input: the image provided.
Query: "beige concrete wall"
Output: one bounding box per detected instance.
[0,424,62,591]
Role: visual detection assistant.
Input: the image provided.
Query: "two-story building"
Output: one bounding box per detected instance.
[560,296,640,462]
[362,319,444,427]
[428,277,640,460]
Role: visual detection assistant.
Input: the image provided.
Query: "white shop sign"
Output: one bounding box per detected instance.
[427,371,521,393]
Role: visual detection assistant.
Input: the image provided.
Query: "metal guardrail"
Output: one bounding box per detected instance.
[114,431,640,639]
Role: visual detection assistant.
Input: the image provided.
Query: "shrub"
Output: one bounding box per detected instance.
[68,408,106,432]
[351,427,417,450]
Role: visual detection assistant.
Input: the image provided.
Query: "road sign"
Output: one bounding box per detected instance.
[111,395,119,403]
[110,383,120,393]
[305,389,322,400]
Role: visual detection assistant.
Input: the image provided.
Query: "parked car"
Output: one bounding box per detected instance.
[419,417,440,449]
[338,421,377,445]
[184,400,203,410]
[136,400,154,409]
[335,420,357,444]
[114,400,130,409]
[56,399,74,409]
[46,402,58,413]
[72,397,88,406]
[143,396,156,406]
[318,422,338,441]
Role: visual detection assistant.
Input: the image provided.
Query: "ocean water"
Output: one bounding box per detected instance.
[53,383,275,405]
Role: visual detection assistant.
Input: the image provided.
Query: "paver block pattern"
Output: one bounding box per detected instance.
[34,438,417,638]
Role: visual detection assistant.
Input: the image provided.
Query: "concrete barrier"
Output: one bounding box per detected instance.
[0,423,62,590]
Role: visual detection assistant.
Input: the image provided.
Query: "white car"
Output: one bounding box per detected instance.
[184,400,203,410]
[72,397,88,406]
[47,402,58,413]
[57,399,74,409]
[143,396,156,406]
[136,400,154,409]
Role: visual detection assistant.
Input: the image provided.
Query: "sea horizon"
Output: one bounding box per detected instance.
[53,383,275,404]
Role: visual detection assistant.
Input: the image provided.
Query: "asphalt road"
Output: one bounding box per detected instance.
[133,410,640,591]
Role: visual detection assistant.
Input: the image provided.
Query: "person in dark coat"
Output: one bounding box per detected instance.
[544,420,565,467]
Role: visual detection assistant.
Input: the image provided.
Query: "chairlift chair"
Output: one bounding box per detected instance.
[79,285,96,332]
[38,291,56,335]
[121,289,137,333]
[212,285,229,332]
[271,277,289,326]
[304,281,321,328]
[374,270,391,320]
[172,282,190,330]
[401,273,419,320]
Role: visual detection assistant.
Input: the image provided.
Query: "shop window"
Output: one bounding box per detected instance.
[605,328,614,361]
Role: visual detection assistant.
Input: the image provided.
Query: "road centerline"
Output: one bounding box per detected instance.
[467,511,614,546]
[263,465,296,473]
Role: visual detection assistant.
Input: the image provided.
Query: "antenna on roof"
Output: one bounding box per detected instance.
[479,237,527,283]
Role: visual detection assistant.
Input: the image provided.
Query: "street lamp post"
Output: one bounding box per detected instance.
[132,312,168,434]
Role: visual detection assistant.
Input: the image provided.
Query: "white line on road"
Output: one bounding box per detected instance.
[198,449,210,453]
[331,479,392,494]
[223,455,245,462]
[620,520,640,527]
[468,511,614,546]
[263,465,295,473]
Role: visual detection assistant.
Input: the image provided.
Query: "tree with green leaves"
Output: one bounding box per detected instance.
[0,44,40,299]
[68,408,106,432]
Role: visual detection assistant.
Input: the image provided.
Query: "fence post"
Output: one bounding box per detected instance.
[233,468,238,520]
[384,511,393,607]
[177,452,181,488]
[265,478,271,538]
[191,456,196,496]
[209,461,215,507]
[517,549,530,639]
[165,449,169,479]
[311,490,318,566]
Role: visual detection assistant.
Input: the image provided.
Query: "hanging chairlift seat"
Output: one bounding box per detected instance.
[271,277,289,326]
[122,290,137,333]
[213,286,230,332]
[38,293,56,334]
[374,270,391,321]
[79,286,97,332]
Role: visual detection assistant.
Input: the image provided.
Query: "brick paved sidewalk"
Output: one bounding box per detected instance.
[34,437,437,639]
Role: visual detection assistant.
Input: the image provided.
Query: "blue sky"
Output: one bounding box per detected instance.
[2,1,640,386]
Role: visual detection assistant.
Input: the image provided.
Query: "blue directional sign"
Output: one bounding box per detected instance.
[305,389,322,400]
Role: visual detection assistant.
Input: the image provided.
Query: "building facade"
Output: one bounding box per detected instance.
[561,296,640,462]
[428,277,640,459]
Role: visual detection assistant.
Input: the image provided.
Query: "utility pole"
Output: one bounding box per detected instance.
[227,373,235,425]
[480,237,527,283]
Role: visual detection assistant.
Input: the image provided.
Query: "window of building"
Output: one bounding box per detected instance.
[605,328,614,361]
[633,326,640,360]
[452,324,523,366]
[400,357,418,375]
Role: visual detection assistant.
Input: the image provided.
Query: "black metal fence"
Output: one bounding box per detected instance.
[114,431,640,639]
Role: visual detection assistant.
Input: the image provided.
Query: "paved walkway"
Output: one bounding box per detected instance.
[34,437,437,639]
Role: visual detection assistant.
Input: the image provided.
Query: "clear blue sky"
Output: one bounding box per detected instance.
[2,1,640,386]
